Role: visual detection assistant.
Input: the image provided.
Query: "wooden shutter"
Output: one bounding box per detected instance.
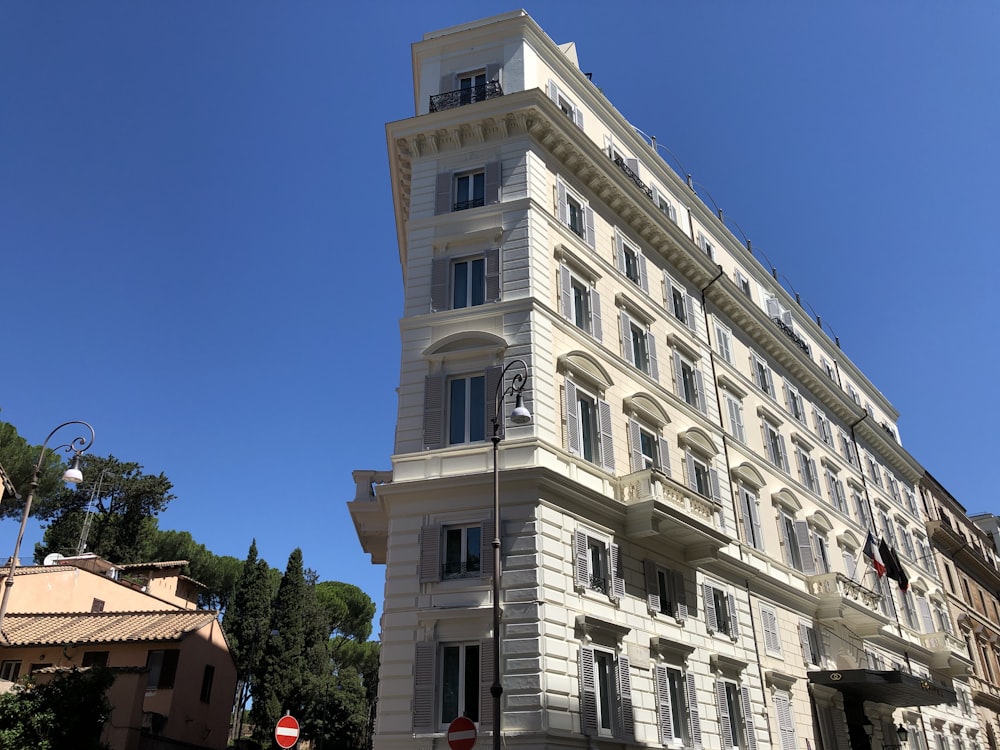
[685,451,698,493]
[727,592,740,639]
[673,352,684,398]
[430,256,450,312]
[728,396,744,441]
[598,398,615,472]
[793,520,816,574]
[740,686,757,750]
[591,287,603,342]
[638,253,649,293]
[620,310,633,366]
[559,264,573,320]
[480,518,494,579]
[766,297,781,319]
[703,583,718,633]
[573,106,584,129]
[579,646,598,736]
[798,622,812,663]
[671,570,688,621]
[584,205,596,249]
[484,247,501,302]
[710,468,722,504]
[657,437,671,478]
[774,691,796,750]
[777,433,787,470]
[694,368,706,413]
[479,638,494,730]
[610,543,625,600]
[484,365,502,440]
[686,672,703,749]
[419,525,441,583]
[647,332,659,381]
[740,489,756,548]
[655,664,675,744]
[412,642,436,733]
[573,530,589,589]
[547,79,558,102]
[423,374,445,450]
[918,597,935,633]
[628,419,643,473]
[557,179,568,225]
[565,380,580,456]
[761,605,780,654]
[684,293,696,331]
[484,161,501,206]
[435,172,452,215]
[716,681,733,748]
[615,230,626,275]
[617,654,634,739]
[643,559,660,613]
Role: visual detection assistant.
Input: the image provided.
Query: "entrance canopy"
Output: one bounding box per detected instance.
[808,670,956,708]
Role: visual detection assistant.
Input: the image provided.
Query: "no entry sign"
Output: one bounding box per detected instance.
[274,714,300,748]
[447,716,477,750]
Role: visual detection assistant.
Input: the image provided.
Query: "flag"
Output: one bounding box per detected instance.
[879,539,909,592]
[863,532,886,577]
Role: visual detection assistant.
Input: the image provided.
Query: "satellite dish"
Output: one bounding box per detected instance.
[43,553,65,566]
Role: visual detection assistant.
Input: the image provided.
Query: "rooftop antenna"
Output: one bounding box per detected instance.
[76,468,109,556]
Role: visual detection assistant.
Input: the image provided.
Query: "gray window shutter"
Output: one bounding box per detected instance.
[431,257,449,312]
[485,63,500,83]
[484,247,501,302]
[798,623,811,663]
[761,606,780,654]
[435,172,452,215]
[638,253,649,293]
[579,646,598,736]
[703,583,718,633]
[765,368,775,397]
[749,494,763,546]
[685,293,696,331]
[565,380,580,456]
[727,592,740,639]
[694,368,706,413]
[685,450,698,493]
[547,79,558,101]
[480,519,494,579]
[557,179,569,226]
[766,296,781,319]
[617,654,634,739]
[419,525,441,583]
[777,433,787,470]
[716,681,733,748]
[793,520,816,574]
[626,156,639,174]
[574,106,584,129]
[673,352,684,399]
[615,231,625,274]
[412,641,436,733]
[775,692,795,750]
[686,672,703,749]
[655,664,674,744]
[795,450,806,485]
[740,490,756,548]
[599,398,615,472]
[710,468,722,504]
[628,419,643,473]
[585,205,596,249]
[485,365,502,440]
[651,185,660,204]
[573,529,589,589]
[423,374,445,450]
[647,332,659,381]
[672,569,688,620]
[643,559,660,613]
[620,310,633,366]
[479,637,494,730]
[484,161,501,205]
[763,423,776,465]
[591,288,603,342]
[610,543,625,600]
[918,597,935,633]
[657,437,671,478]
[560,264,573,320]
[740,686,758,750]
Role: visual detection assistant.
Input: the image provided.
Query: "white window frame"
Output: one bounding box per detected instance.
[557,177,595,247]
[738,485,764,551]
[703,580,739,640]
[714,318,734,363]
[839,430,858,466]
[763,420,788,472]
[673,351,706,413]
[573,528,624,600]
[620,310,658,379]
[441,524,484,580]
[559,264,602,341]
[751,353,775,398]
[794,446,820,495]
[698,232,715,260]
[616,230,648,292]
[447,374,487,445]
[715,679,755,750]
[655,663,700,747]
[783,382,806,424]
[813,408,834,447]
[825,469,848,515]
[628,418,670,475]
[579,645,633,740]
[454,169,486,211]
[734,269,753,300]
[779,509,816,575]
[644,560,687,622]
[724,392,746,443]
[439,641,482,727]
[798,622,822,666]
[652,186,679,223]
[665,272,697,332]
[565,379,614,471]
[547,79,585,129]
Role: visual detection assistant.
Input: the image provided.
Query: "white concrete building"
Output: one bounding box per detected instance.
[350,11,968,750]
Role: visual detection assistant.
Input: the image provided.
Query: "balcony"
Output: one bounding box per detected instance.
[810,572,889,636]
[429,81,503,113]
[611,154,653,200]
[920,631,972,677]
[928,519,1000,588]
[618,469,728,564]
[347,469,392,564]
[969,673,1000,712]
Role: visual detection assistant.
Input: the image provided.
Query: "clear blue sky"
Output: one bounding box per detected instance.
[2,2,997,629]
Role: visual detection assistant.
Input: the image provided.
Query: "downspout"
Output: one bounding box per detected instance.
[744,577,777,750]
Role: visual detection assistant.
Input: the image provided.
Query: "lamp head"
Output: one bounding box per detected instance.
[62,455,84,484]
[510,393,532,425]
[897,725,909,743]
[863,720,874,739]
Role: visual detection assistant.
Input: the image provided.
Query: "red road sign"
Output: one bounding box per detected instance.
[275,714,300,749]
[447,716,477,750]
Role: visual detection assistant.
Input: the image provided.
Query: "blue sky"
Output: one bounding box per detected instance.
[2,2,997,630]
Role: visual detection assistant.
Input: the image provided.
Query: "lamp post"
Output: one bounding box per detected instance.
[0,421,94,632]
[489,360,531,750]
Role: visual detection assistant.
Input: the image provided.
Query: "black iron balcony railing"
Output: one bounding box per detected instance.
[590,575,608,594]
[453,197,485,212]
[612,154,654,200]
[429,81,504,113]
[442,561,481,579]
[772,316,812,357]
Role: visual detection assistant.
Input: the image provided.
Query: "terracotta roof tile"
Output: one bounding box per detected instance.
[1,610,219,647]
[118,560,189,570]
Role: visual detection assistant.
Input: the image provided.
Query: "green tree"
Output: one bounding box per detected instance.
[314,580,375,641]
[0,667,114,750]
[34,454,174,563]
[146,529,242,609]
[0,420,69,521]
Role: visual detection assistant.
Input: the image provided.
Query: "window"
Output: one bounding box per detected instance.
[565,380,614,470]
[573,529,623,599]
[579,646,633,740]
[773,690,798,750]
[751,354,775,397]
[879,509,897,547]
[616,231,648,291]
[652,186,678,223]
[559,265,602,340]
[715,680,756,750]
[783,383,806,424]
[685,450,721,502]
[665,273,696,332]
[780,511,816,574]
[794,447,820,495]
[765,296,795,331]
[847,383,862,406]
[0,660,21,681]
[899,526,916,561]
[916,596,936,634]
[557,178,595,248]
[698,233,715,260]
[865,453,882,487]
[454,170,485,211]
[620,311,658,378]
[200,664,215,704]
[825,470,848,514]
[430,249,500,312]
[703,582,739,639]
[655,665,700,746]
[813,408,833,447]
[724,393,746,443]
[146,649,180,690]
[448,375,486,444]
[546,79,584,128]
[714,319,733,363]
[905,488,919,516]
[798,622,822,665]
[821,356,836,380]
[419,520,492,584]
[886,474,900,502]
[852,487,871,528]
[459,71,486,105]
[813,532,830,573]
[644,561,687,621]
[839,430,857,466]
[738,486,764,551]
[412,639,492,732]
[760,604,782,656]
[435,162,500,214]
[763,421,788,472]
[673,352,706,412]
[442,643,481,724]
[627,419,670,475]
[734,269,753,300]
[81,651,109,667]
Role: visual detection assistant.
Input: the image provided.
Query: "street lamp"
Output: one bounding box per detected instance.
[0,421,95,632]
[490,359,531,750]
[897,725,909,744]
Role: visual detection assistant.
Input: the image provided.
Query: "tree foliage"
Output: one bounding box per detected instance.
[0,667,114,750]
[0,420,70,521]
[146,529,243,609]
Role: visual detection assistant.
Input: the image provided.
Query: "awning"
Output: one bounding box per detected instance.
[808,670,956,708]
